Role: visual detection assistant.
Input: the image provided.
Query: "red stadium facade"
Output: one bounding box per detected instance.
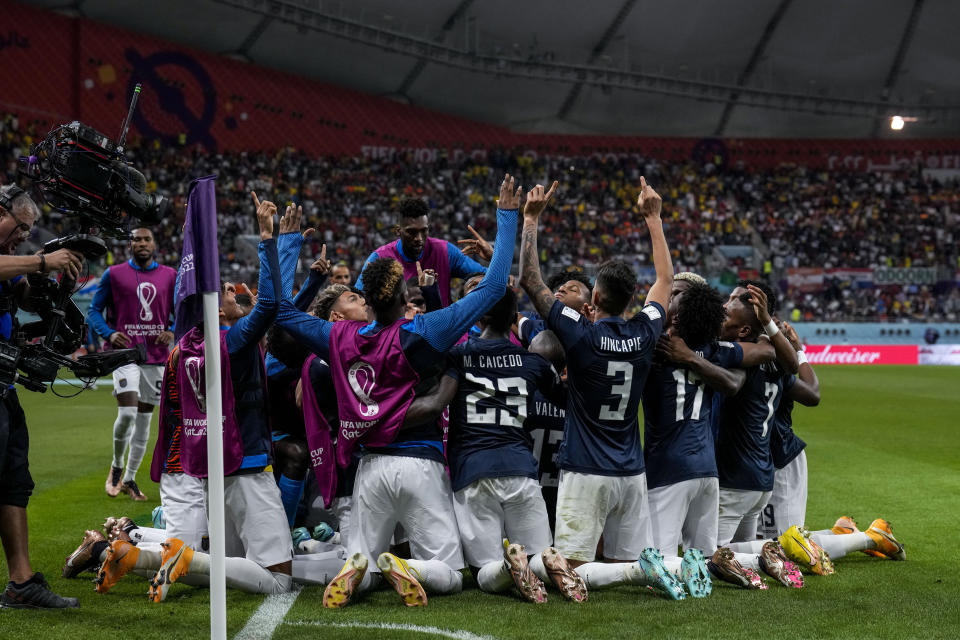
[3,0,960,169]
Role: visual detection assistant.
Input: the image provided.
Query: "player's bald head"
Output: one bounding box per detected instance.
[529,330,565,373]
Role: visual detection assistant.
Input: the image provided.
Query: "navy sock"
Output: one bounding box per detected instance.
[277,474,305,528]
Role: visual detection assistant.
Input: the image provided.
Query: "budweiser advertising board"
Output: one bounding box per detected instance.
[803,345,918,365]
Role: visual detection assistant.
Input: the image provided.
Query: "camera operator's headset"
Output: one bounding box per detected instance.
[0,184,25,214]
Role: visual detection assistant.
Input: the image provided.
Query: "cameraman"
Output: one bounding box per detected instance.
[0,184,83,609]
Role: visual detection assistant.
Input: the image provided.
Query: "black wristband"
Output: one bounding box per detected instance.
[38,254,46,273]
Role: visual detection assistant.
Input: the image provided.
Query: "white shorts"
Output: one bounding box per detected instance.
[159,472,207,549]
[113,363,163,405]
[332,496,352,549]
[554,470,652,562]
[208,472,293,569]
[453,476,552,567]
[347,454,464,571]
[760,451,808,538]
[648,477,719,557]
[717,488,772,547]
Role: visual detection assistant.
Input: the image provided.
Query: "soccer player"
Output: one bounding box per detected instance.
[648,281,801,590]
[355,198,487,306]
[517,272,592,347]
[96,192,296,599]
[433,288,586,603]
[759,321,821,538]
[525,330,568,533]
[518,178,689,600]
[714,282,799,549]
[274,175,521,608]
[89,228,176,501]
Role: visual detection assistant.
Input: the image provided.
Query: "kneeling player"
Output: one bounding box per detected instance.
[432,289,586,603]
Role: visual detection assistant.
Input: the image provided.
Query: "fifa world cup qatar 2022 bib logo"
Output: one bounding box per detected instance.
[185,356,206,413]
[347,361,379,418]
[137,282,158,322]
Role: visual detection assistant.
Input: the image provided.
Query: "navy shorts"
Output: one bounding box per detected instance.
[0,390,34,508]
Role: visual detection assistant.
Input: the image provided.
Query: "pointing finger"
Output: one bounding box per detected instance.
[416,261,423,276]
[468,225,483,241]
[640,176,647,191]
[251,191,261,209]
[320,244,327,261]
[545,180,558,201]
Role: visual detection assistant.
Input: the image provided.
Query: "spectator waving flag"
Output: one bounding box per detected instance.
[175,175,220,341]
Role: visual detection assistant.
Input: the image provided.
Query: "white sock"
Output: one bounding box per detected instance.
[726,540,767,554]
[123,412,152,482]
[662,556,684,575]
[733,552,760,570]
[810,531,873,560]
[186,550,291,594]
[292,553,348,586]
[297,539,344,555]
[575,562,631,589]
[131,526,167,545]
[405,559,463,594]
[528,552,549,583]
[135,547,162,571]
[111,407,138,468]
[476,559,513,593]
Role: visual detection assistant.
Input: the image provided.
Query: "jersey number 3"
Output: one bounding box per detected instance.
[599,361,634,421]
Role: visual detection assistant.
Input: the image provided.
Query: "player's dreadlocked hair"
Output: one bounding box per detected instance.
[480,288,517,334]
[594,260,636,316]
[310,284,352,321]
[361,258,406,314]
[546,270,592,294]
[674,272,707,287]
[737,279,778,317]
[674,282,726,349]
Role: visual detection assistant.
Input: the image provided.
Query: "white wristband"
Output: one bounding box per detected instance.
[764,319,779,337]
[797,350,808,365]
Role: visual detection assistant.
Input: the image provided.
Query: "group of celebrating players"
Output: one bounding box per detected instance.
[63,174,906,608]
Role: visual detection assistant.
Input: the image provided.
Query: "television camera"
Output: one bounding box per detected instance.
[1,85,169,393]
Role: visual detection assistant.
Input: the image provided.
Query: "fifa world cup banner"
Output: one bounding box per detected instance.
[804,345,918,365]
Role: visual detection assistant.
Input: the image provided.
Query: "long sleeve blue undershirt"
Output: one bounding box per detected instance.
[225,238,281,354]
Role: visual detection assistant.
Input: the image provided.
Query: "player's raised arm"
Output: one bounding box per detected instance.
[747,285,799,374]
[782,321,819,406]
[637,176,673,310]
[518,181,559,318]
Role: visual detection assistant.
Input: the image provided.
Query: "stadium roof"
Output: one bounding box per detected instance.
[22,0,960,139]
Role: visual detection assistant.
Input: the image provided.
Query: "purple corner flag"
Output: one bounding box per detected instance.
[174,175,220,341]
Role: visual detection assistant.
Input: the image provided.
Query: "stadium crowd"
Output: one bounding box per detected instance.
[2,111,958,320]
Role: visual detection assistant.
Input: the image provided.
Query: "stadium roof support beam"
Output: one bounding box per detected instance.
[395,0,475,98]
[870,0,925,137]
[556,0,637,120]
[210,0,960,121]
[713,0,792,137]
[232,13,274,62]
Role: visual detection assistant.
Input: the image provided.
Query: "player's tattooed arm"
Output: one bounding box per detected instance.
[518,181,559,318]
[783,321,819,406]
[657,334,746,396]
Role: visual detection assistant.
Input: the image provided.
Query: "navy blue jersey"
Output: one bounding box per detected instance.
[547,300,664,476]
[445,337,561,492]
[643,341,743,489]
[517,313,546,347]
[528,391,566,492]
[771,374,806,469]
[716,361,784,492]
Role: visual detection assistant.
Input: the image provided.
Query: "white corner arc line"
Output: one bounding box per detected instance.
[286,620,499,640]
[234,587,301,640]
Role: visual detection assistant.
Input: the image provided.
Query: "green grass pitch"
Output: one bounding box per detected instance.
[1,365,958,639]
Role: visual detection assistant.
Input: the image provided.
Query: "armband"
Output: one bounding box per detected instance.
[764,319,779,337]
[797,350,808,365]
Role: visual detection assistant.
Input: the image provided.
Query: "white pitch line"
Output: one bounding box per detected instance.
[234,587,301,640]
[285,620,499,640]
